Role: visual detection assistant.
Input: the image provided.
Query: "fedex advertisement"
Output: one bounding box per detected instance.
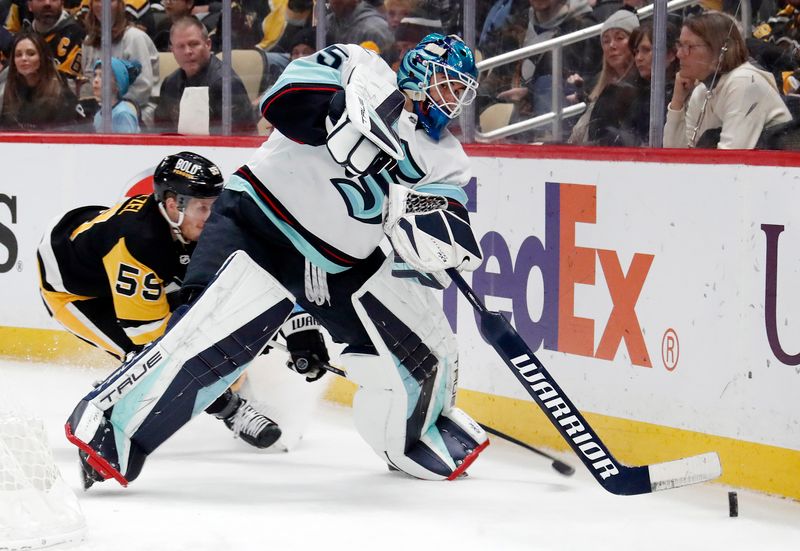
[0,139,798,456]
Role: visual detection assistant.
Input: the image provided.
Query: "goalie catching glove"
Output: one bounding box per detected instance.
[282,312,330,382]
[384,184,483,279]
[325,65,406,177]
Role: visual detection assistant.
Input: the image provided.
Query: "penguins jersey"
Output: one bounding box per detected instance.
[10,11,85,79]
[228,43,471,274]
[37,195,193,346]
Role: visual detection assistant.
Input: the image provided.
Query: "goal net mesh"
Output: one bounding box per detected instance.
[0,412,86,549]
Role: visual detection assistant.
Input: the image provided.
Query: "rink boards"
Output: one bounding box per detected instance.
[0,135,798,499]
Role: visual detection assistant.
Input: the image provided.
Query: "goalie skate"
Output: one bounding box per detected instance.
[65,400,147,489]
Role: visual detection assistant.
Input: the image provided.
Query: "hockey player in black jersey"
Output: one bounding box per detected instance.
[38,152,328,487]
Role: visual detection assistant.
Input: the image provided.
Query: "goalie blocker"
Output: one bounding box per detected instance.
[325,64,406,177]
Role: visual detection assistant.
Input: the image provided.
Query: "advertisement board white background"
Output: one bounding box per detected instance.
[1,140,798,455]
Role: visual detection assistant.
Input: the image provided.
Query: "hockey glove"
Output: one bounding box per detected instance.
[384,184,483,275]
[325,65,406,177]
[282,312,330,382]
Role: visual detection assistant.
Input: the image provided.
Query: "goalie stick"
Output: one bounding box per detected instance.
[478,423,575,477]
[445,268,722,496]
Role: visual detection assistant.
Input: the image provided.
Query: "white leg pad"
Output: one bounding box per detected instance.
[346,256,484,480]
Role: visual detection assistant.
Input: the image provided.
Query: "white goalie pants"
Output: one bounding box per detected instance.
[345,257,487,480]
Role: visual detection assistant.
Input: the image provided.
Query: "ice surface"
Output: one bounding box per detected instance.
[1,359,798,551]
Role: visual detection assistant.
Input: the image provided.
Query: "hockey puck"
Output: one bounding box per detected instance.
[728,491,738,517]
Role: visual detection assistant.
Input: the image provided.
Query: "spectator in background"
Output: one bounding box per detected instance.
[91,57,141,132]
[384,0,415,31]
[568,8,638,144]
[0,31,81,130]
[496,0,601,141]
[9,0,85,82]
[478,0,529,58]
[210,0,265,50]
[575,20,678,146]
[124,0,156,34]
[665,11,791,149]
[749,0,800,95]
[0,26,11,70]
[592,0,623,22]
[260,0,314,53]
[474,0,529,114]
[288,25,315,60]
[0,0,11,67]
[3,0,30,33]
[389,13,442,70]
[152,0,201,51]
[622,21,679,144]
[154,16,255,134]
[82,0,159,125]
[326,0,394,57]
[77,0,158,35]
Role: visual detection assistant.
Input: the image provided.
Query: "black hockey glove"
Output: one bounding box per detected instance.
[283,312,330,382]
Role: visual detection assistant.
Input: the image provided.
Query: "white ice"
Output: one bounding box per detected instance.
[2,359,799,551]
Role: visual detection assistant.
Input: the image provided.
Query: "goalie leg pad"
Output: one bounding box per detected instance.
[347,257,484,480]
[65,251,295,485]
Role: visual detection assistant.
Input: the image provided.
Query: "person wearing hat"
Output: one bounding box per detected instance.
[568,7,639,144]
[287,25,316,60]
[92,57,142,133]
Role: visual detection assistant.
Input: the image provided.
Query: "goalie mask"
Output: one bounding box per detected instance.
[397,33,479,141]
[154,152,224,243]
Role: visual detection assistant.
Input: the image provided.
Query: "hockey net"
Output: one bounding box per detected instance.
[0,412,86,549]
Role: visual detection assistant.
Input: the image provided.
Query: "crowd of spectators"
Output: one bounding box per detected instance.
[478,0,799,148]
[0,0,797,149]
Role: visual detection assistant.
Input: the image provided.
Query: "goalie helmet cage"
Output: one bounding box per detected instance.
[0,411,86,549]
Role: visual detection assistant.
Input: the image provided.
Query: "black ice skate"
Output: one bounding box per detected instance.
[215,391,282,449]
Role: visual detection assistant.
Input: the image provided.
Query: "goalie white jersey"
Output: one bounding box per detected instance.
[226,44,471,274]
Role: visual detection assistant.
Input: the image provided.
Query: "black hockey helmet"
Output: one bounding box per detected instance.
[153,152,224,210]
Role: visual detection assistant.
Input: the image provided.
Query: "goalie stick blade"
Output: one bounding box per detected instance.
[648,452,722,492]
[446,269,723,496]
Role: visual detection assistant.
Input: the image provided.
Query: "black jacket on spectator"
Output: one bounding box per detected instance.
[586,72,672,146]
[0,79,80,131]
[154,55,256,134]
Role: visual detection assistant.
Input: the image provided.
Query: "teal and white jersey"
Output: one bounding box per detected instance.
[227,44,471,274]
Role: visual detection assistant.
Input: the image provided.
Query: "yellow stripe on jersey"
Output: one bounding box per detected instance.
[102,238,170,329]
[125,316,170,346]
[124,0,150,20]
[258,0,288,51]
[4,3,20,33]
[53,36,82,78]
[70,203,124,240]
[38,286,126,358]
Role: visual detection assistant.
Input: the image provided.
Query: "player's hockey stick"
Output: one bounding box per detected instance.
[478,423,574,476]
[446,269,722,496]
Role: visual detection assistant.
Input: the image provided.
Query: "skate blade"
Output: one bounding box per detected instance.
[447,438,490,481]
[65,422,129,487]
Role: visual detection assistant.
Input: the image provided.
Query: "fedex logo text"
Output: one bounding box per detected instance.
[445,182,655,367]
